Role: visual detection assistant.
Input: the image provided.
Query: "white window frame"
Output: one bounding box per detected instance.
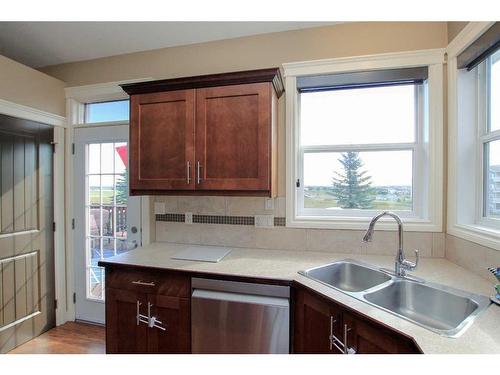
[477,54,500,229]
[447,22,500,250]
[284,49,444,231]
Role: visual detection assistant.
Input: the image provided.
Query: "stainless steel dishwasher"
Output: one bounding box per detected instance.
[191,278,290,354]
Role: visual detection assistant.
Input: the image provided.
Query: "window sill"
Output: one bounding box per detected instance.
[448,223,500,251]
[286,215,441,232]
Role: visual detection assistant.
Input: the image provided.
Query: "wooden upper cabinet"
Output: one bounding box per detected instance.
[122,68,284,196]
[196,83,271,191]
[129,90,195,193]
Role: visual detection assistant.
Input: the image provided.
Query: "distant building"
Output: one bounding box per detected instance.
[488,165,500,216]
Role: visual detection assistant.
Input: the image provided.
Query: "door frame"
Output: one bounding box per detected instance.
[0,99,67,327]
[64,80,152,324]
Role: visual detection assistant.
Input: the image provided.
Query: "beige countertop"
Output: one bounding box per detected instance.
[100,242,500,354]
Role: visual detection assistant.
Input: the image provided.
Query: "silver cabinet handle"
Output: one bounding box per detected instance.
[136,301,149,326]
[343,324,356,354]
[131,280,156,287]
[186,161,191,184]
[329,315,345,353]
[136,301,167,331]
[149,316,167,331]
[196,161,202,184]
[146,302,166,331]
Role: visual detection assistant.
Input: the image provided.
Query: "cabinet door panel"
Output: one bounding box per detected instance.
[106,287,148,354]
[195,83,271,191]
[148,295,190,353]
[343,311,419,354]
[130,90,195,192]
[294,288,343,354]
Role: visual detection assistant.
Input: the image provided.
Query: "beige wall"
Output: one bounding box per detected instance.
[0,55,65,116]
[447,22,469,43]
[41,22,448,86]
[446,235,500,283]
[40,21,449,196]
[38,20,500,279]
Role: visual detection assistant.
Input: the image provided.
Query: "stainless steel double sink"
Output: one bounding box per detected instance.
[299,260,490,337]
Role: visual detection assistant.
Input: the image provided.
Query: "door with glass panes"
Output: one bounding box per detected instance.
[74,125,141,323]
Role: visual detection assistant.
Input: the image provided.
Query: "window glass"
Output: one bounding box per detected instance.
[303,150,413,211]
[85,142,131,301]
[298,81,421,216]
[85,100,129,123]
[300,85,415,146]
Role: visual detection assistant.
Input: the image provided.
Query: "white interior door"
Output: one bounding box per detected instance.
[74,125,141,324]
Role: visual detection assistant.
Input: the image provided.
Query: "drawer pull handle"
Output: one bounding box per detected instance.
[131,280,156,287]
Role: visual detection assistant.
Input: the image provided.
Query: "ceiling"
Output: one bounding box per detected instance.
[0,22,337,68]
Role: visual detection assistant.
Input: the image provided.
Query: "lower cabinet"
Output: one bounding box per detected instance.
[102,266,421,354]
[293,286,421,354]
[104,267,191,354]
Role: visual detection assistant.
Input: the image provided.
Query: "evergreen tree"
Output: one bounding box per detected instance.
[332,152,374,209]
[115,172,128,205]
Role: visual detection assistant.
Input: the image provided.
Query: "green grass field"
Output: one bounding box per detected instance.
[90,188,115,204]
[304,189,412,211]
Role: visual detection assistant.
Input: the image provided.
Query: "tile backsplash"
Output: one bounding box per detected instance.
[153,196,444,257]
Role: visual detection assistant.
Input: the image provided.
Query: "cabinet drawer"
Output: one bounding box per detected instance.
[106,268,190,298]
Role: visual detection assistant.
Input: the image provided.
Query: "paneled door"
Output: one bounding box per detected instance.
[74,125,141,323]
[0,114,55,353]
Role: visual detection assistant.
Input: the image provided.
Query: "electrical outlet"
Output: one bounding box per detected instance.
[254,215,274,228]
[265,198,274,210]
[185,212,193,224]
[154,202,165,215]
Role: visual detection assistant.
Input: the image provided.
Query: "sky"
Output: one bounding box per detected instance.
[300,85,415,187]
[86,100,129,123]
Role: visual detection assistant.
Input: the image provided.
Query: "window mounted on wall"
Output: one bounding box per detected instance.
[479,49,500,227]
[299,83,421,217]
[448,22,500,249]
[284,51,444,231]
[85,99,129,123]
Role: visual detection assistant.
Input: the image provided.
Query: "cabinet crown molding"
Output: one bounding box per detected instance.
[120,67,284,98]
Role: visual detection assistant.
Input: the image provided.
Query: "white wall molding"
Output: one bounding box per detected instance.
[65,78,152,103]
[446,22,495,59]
[283,49,445,77]
[0,98,65,127]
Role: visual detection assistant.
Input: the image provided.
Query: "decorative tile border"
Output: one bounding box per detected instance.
[274,217,286,226]
[156,213,286,227]
[156,213,185,222]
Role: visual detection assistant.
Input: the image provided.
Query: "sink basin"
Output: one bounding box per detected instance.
[300,260,391,292]
[299,259,491,337]
[364,279,489,336]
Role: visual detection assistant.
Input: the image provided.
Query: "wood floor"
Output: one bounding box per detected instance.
[8,322,105,354]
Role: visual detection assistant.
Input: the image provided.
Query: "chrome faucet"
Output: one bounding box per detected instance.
[362,211,419,277]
